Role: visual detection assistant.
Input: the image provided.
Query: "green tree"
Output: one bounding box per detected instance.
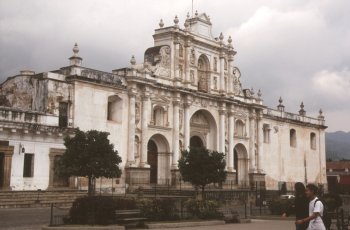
[178,147,227,199]
[57,129,122,196]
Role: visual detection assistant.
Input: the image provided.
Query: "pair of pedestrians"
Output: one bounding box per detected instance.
[283,183,327,230]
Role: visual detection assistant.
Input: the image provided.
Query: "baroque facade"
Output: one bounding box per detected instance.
[0,13,327,191]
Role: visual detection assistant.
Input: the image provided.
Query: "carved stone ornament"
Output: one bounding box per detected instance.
[144,45,171,77]
[232,67,243,95]
[190,49,195,65]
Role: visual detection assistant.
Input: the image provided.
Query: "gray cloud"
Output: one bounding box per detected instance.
[0,0,349,131]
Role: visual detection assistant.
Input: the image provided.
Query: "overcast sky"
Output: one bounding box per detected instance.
[0,0,349,132]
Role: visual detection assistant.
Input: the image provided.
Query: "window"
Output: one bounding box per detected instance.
[310,132,316,150]
[235,120,245,137]
[290,129,297,147]
[107,95,122,122]
[153,107,165,126]
[59,102,68,127]
[23,153,34,177]
[263,124,270,143]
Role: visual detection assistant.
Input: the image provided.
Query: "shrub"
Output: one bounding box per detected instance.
[114,197,137,210]
[137,198,179,221]
[68,196,116,225]
[184,199,222,219]
[322,194,342,211]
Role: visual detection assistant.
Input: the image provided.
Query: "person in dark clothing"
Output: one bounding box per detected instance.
[282,182,309,230]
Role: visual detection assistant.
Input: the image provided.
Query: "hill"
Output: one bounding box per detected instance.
[326,131,350,160]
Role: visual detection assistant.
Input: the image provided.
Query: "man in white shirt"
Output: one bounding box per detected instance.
[295,184,325,230]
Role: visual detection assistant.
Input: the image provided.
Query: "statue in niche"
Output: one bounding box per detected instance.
[135,102,140,125]
[214,57,218,72]
[190,49,195,65]
[214,77,217,89]
[190,70,195,83]
[198,73,208,92]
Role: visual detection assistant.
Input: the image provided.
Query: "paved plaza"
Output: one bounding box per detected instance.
[0,207,295,230]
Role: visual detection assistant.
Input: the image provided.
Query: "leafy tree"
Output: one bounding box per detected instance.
[57,129,122,196]
[178,147,227,199]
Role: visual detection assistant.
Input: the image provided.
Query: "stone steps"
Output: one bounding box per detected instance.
[0,190,87,208]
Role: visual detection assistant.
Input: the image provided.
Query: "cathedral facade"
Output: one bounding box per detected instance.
[0,13,327,191]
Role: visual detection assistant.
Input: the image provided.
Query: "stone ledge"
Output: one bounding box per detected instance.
[41,225,125,230]
[145,220,225,229]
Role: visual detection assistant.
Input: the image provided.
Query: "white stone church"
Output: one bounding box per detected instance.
[0,12,327,192]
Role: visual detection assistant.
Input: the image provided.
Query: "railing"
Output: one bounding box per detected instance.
[0,107,60,127]
[264,108,325,126]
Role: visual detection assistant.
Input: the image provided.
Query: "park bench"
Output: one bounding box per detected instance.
[115,209,147,228]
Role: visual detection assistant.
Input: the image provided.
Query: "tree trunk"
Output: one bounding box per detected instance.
[88,176,95,196]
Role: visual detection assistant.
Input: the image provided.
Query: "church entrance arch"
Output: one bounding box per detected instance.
[190,109,217,150]
[234,143,249,187]
[147,134,170,185]
[190,136,204,149]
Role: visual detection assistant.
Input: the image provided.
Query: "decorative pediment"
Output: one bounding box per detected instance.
[152,95,170,105]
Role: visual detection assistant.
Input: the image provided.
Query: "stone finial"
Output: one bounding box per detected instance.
[130,55,136,65]
[159,19,164,28]
[219,32,224,41]
[69,43,83,66]
[318,109,325,120]
[250,88,255,96]
[299,102,306,116]
[277,97,285,112]
[195,10,198,17]
[184,13,190,29]
[227,36,233,48]
[187,12,190,19]
[72,43,79,56]
[257,89,262,98]
[174,15,179,27]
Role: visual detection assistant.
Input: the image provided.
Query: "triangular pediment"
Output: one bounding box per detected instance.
[198,13,211,24]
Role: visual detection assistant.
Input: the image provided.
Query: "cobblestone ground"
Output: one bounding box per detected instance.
[0,207,294,230]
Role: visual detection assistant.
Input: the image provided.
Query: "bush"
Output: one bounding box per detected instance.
[268,198,294,215]
[137,198,179,221]
[184,199,222,219]
[68,196,116,225]
[114,197,137,210]
[322,194,342,211]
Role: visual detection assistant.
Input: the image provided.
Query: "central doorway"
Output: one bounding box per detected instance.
[147,140,158,184]
[190,136,204,149]
[0,153,4,189]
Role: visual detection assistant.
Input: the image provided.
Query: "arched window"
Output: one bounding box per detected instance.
[107,95,122,122]
[290,129,297,147]
[235,120,245,137]
[310,132,316,150]
[153,106,165,126]
[197,54,210,92]
[263,124,271,143]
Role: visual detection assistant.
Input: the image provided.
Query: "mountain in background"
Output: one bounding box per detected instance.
[326,131,350,160]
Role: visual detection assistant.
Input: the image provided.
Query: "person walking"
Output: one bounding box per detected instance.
[282,182,309,230]
[295,184,326,230]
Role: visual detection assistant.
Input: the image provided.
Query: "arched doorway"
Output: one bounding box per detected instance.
[190,136,204,149]
[197,54,210,92]
[234,143,249,187]
[147,134,170,185]
[190,109,217,150]
[147,140,158,184]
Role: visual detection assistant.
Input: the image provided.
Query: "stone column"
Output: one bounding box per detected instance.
[127,90,136,167]
[257,112,264,173]
[227,57,233,94]
[183,103,191,150]
[219,55,225,93]
[174,41,180,80]
[219,105,226,153]
[227,111,234,172]
[172,97,181,169]
[185,43,191,86]
[140,91,150,168]
[249,111,256,172]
